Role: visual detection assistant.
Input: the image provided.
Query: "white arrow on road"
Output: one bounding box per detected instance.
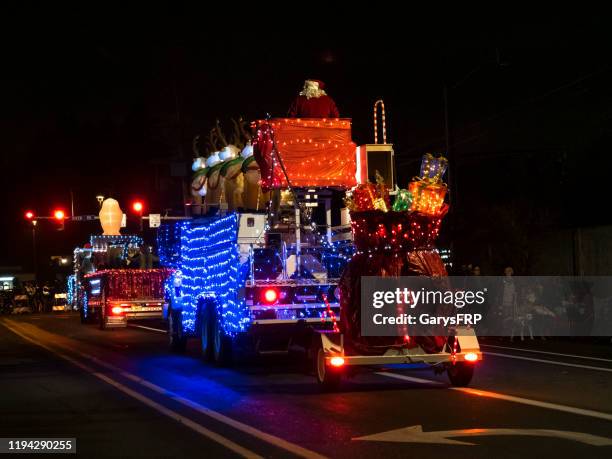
[353,425,612,446]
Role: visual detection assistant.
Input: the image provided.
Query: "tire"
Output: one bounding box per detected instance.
[200,305,213,361]
[212,310,233,366]
[447,362,475,387]
[314,340,342,390]
[168,308,187,353]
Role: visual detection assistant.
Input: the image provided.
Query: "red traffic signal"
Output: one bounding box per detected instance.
[53,209,65,220]
[25,211,34,220]
[132,201,144,213]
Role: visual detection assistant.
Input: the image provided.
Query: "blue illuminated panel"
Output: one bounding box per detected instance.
[164,214,250,336]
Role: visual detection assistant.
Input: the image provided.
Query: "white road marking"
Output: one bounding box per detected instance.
[454,386,612,422]
[128,324,168,333]
[375,372,446,386]
[484,351,612,373]
[353,425,612,446]
[2,319,327,459]
[1,321,261,459]
[376,372,612,422]
[481,344,612,363]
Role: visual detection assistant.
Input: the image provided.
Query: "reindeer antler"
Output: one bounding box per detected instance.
[207,128,219,154]
[192,135,201,158]
[230,118,245,149]
[215,119,228,147]
[238,116,252,143]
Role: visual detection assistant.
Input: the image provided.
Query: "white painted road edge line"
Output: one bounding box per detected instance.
[128,324,168,333]
[484,351,612,373]
[1,321,261,459]
[481,344,612,363]
[3,320,327,459]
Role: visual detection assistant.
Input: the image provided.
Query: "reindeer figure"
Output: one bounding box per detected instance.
[222,117,256,210]
[191,117,266,213]
[204,120,228,211]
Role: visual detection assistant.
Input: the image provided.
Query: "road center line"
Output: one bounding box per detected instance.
[1,320,261,459]
[484,351,612,373]
[453,386,612,422]
[481,344,612,363]
[2,319,327,459]
[375,371,612,422]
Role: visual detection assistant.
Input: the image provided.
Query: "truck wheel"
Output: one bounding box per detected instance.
[168,309,187,353]
[200,306,213,361]
[447,362,474,387]
[314,340,342,390]
[212,315,233,366]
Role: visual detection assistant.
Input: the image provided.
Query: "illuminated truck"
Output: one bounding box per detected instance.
[160,113,481,388]
[159,211,350,360]
[71,235,171,329]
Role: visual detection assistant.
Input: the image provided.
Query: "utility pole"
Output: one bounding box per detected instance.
[70,189,75,218]
[31,220,38,280]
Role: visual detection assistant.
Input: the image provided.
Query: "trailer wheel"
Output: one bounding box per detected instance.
[212,314,233,366]
[314,341,342,390]
[447,362,474,387]
[200,305,213,361]
[168,308,187,353]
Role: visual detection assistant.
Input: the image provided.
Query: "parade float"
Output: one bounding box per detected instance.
[70,198,171,329]
[160,80,481,388]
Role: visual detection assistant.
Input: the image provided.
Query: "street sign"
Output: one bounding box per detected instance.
[71,215,98,221]
[121,213,127,228]
[149,214,161,228]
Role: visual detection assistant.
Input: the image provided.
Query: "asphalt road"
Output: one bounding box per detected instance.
[1,313,612,458]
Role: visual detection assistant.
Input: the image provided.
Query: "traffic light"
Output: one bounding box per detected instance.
[132,201,144,213]
[25,211,34,220]
[132,201,144,231]
[53,209,66,230]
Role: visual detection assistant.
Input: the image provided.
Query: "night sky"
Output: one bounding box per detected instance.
[1,9,610,274]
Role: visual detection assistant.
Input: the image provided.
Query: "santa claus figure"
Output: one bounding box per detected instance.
[288,79,340,118]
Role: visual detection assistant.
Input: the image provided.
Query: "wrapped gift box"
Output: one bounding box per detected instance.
[408,180,447,216]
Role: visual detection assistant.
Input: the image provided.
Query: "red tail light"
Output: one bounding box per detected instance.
[464,352,478,362]
[111,306,124,315]
[262,288,278,304]
[330,356,345,367]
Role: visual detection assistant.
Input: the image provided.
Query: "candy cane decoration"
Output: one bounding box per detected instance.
[373,99,387,144]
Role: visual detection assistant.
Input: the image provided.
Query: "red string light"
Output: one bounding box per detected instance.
[85,269,172,300]
[322,293,339,333]
[253,118,357,189]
